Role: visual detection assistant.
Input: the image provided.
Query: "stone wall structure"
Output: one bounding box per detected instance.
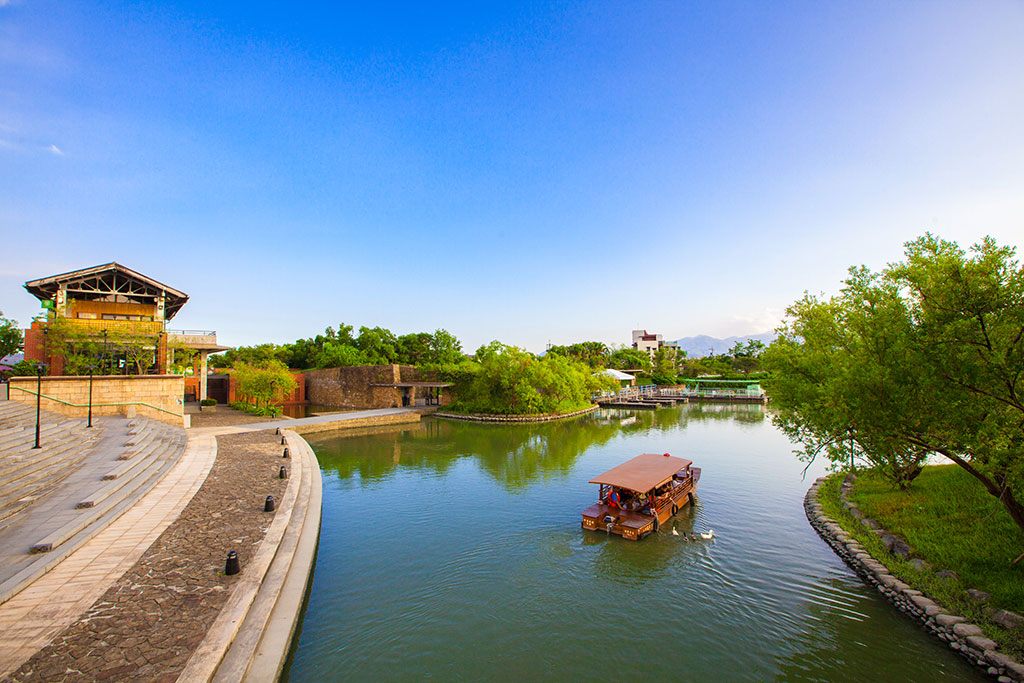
[806,475,1024,682]
[7,375,185,427]
[304,365,407,408]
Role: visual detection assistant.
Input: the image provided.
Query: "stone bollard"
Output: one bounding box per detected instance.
[265,495,276,512]
[279,465,288,479]
[283,447,290,459]
[281,435,287,445]
[225,550,240,575]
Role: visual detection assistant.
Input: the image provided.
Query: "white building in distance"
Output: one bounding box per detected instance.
[631,329,679,360]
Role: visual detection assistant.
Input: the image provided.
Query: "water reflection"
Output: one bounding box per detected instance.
[290,403,983,682]
[311,404,764,490]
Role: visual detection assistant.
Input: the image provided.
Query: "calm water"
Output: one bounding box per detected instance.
[286,404,981,681]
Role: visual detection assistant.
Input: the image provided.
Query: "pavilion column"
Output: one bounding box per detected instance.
[199,351,209,401]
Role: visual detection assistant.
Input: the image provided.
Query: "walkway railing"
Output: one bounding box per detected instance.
[167,329,217,337]
[593,385,764,401]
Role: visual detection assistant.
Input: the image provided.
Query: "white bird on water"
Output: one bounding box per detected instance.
[700,529,715,540]
[671,528,679,536]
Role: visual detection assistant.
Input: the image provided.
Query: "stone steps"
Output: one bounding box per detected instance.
[30,422,187,554]
[0,424,103,531]
[76,431,186,509]
[0,402,36,421]
[117,420,177,460]
[0,420,82,453]
[0,417,189,607]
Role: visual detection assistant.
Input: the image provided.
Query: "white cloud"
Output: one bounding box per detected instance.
[47,144,63,155]
[725,307,786,335]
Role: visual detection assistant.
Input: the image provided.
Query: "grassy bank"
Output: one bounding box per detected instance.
[816,466,1024,659]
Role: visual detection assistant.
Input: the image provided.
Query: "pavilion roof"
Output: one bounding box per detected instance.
[24,262,189,320]
[589,453,693,493]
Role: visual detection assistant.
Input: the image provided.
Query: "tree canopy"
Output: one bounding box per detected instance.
[232,359,298,414]
[764,234,1024,541]
[210,324,467,370]
[0,311,21,359]
[451,343,618,415]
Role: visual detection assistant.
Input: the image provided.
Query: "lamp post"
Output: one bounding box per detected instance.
[103,329,109,374]
[86,364,96,428]
[32,362,49,449]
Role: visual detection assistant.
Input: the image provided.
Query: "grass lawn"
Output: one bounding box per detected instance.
[817,465,1024,659]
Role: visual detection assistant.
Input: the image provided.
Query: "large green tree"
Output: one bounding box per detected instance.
[233,360,298,412]
[765,234,1024,542]
[0,311,23,359]
[454,343,616,415]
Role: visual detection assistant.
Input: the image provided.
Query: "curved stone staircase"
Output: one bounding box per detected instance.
[0,397,188,604]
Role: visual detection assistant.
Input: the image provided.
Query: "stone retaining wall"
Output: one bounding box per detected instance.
[806,475,1024,682]
[304,365,408,408]
[435,404,598,423]
[291,411,422,435]
[7,375,185,427]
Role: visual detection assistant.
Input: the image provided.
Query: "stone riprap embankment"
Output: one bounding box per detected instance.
[805,475,1024,682]
[436,405,598,423]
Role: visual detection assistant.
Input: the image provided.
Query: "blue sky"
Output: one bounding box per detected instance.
[2,1,1022,353]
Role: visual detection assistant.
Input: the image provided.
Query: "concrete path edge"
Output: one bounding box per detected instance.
[179,429,322,682]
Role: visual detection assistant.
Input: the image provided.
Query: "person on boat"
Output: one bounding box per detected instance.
[608,489,623,509]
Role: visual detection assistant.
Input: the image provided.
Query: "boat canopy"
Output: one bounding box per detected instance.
[589,453,693,494]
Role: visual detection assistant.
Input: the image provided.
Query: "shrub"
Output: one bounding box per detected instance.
[200,398,217,406]
[229,400,281,417]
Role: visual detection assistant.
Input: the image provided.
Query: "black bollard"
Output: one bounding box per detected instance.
[282,447,290,459]
[225,550,240,575]
[281,435,286,445]
[279,465,288,479]
[264,495,276,512]
[275,427,281,435]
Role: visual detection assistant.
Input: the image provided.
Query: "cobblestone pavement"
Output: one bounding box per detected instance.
[5,432,288,682]
[188,408,277,429]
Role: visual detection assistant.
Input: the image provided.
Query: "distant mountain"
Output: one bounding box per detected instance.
[672,332,776,358]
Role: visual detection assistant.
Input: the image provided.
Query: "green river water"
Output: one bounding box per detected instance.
[284,403,982,681]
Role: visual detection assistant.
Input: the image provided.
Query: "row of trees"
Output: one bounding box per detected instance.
[210,324,464,370]
[764,234,1024,541]
[546,338,766,384]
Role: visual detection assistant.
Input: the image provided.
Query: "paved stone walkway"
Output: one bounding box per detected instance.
[0,406,412,681]
[5,432,287,681]
[188,406,423,436]
[0,434,217,679]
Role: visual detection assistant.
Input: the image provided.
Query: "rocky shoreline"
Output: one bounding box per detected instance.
[805,474,1024,682]
[435,404,599,423]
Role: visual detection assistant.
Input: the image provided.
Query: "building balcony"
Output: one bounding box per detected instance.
[167,330,231,352]
[58,318,165,336]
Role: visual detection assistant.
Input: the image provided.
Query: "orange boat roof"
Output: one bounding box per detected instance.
[589,453,693,493]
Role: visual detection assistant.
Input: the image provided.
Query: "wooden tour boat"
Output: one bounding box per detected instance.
[581,453,701,540]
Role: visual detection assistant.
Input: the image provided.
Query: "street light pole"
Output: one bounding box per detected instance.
[32,362,48,449]
[87,364,96,428]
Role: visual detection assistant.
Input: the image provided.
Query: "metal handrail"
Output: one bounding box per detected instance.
[8,384,181,417]
[167,329,217,336]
